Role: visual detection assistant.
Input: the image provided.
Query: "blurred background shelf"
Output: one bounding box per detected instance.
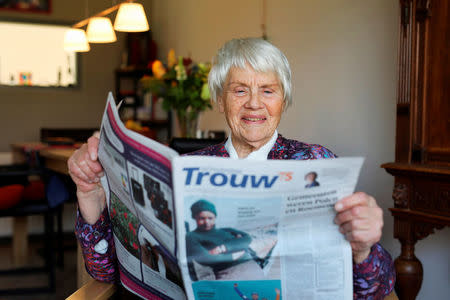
[115,68,172,143]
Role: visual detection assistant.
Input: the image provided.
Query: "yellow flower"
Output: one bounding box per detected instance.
[175,56,187,81]
[200,83,210,100]
[168,49,177,68]
[152,60,166,79]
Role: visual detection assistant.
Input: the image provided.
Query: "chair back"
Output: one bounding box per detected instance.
[46,174,70,208]
[40,128,98,144]
[0,164,30,188]
[169,138,224,155]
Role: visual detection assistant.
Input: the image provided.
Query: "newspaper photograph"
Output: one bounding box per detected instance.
[97,93,364,300]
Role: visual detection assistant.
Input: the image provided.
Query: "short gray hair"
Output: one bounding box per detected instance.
[208,38,292,108]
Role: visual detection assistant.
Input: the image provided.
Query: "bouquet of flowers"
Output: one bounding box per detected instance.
[140,49,212,137]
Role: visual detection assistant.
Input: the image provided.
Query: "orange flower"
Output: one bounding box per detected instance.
[152,60,166,79]
[167,49,177,68]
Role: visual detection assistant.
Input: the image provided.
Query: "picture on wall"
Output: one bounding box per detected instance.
[0,0,51,13]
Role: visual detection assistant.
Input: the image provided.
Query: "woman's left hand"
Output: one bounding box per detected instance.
[334,192,383,263]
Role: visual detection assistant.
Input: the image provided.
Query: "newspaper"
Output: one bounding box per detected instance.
[97,93,363,300]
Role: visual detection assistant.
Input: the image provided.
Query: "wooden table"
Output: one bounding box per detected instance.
[10,143,91,288]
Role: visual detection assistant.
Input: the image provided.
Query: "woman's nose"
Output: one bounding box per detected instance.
[245,90,264,109]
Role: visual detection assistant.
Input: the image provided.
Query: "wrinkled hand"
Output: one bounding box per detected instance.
[68,132,103,191]
[334,192,383,263]
[68,132,106,224]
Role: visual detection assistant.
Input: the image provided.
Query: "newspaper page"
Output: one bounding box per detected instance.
[173,156,363,300]
[98,93,186,299]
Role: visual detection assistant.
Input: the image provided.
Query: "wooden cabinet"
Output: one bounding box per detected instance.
[115,68,172,142]
[382,1,450,299]
[115,68,152,119]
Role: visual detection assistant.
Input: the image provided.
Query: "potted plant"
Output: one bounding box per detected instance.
[140,50,211,138]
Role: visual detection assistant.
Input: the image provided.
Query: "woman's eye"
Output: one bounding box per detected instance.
[235,89,247,95]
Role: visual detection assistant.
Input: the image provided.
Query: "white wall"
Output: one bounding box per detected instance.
[150,1,449,299]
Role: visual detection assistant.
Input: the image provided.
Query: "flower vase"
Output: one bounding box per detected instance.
[177,111,199,138]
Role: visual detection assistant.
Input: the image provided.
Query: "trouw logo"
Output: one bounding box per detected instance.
[183,168,292,188]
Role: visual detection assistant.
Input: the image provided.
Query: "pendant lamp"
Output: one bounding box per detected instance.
[63,28,90,52]
[86,17,117,43]
[114,2,149,32]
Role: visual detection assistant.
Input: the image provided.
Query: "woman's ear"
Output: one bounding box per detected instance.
[282,99,288,112]
[217,96,225,113]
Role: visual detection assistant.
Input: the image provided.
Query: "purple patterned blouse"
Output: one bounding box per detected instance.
[75,134,395,299]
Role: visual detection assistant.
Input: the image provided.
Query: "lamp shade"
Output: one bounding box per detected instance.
[114,3,149,32]
[87,17,117,43]
[63,28,90,52]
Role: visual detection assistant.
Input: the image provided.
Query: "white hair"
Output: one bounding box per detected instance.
[208,38,292,108]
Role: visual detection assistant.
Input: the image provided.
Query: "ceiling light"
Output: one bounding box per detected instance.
[86,17,117,43]
[63,28,90,52]
[114,2,149,32]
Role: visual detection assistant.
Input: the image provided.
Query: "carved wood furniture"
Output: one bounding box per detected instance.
[381,0,450,299]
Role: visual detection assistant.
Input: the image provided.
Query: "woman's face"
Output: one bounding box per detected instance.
[218,66,284,152]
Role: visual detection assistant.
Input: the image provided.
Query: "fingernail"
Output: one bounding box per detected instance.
[335,203,343,211]
[90,153,96,160]
[98,172,104,177]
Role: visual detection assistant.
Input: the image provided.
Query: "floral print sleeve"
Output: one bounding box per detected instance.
[353,243,395,299]
[267,135,337,160]
[75,206,118,283]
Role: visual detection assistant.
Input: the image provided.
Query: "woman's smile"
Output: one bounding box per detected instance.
[241,114,267,124]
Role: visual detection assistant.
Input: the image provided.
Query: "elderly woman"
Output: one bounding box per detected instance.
[69,38,395,298]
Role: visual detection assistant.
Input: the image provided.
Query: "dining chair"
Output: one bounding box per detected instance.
[0,164,69,295]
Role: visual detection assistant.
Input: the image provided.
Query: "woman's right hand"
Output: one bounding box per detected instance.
[68,132,106,224]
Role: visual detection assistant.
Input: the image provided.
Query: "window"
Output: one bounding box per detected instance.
[0,20,78,88]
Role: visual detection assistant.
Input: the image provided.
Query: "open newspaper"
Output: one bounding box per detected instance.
[97,93,364,300]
